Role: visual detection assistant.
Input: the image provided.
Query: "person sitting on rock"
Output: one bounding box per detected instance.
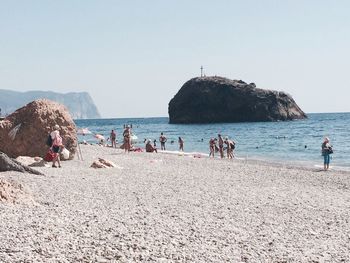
[50,124,64,168]
[145,139,157,153]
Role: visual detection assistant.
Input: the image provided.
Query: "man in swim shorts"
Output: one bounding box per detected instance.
[159,132,167,150]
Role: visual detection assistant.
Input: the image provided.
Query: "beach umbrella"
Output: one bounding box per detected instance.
[76,127,92,161]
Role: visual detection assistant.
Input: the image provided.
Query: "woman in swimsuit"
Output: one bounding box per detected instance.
[123,126,131,152]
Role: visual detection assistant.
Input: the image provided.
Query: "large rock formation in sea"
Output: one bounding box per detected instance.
[0,99,77,159]
[0,89,101,119]
[168,76,307,124]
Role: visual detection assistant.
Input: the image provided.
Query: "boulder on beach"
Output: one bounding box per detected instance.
[0,99,77,159]
[90,158,121,169]
[168,76,307,123]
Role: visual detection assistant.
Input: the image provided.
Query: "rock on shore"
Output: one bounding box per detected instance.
[168,76,307,123]
[0,99,77,159]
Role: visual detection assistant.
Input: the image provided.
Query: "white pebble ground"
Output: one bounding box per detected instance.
[1,144,350,262]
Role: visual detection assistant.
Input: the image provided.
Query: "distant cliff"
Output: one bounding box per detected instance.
[169,76,307,124]
[0,89,101,119]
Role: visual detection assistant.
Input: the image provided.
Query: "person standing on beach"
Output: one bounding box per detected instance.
[123,126,131,152]
[110,130,117,148]
[159,132,167,151]
[50,124,63,168]
[218,134,224,158]
[178,137,184,151]
[224,137,235,159]
[322,137,333,171]
[209,138,216,158]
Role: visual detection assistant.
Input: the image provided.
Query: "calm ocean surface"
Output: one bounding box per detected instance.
[75,113,350,170]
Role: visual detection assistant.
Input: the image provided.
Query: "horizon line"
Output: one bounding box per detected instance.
[75,111,350,121]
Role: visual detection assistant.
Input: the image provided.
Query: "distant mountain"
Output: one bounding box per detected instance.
[0,89,101,119]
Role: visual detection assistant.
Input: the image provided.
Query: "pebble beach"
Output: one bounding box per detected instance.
[1,144,350,262]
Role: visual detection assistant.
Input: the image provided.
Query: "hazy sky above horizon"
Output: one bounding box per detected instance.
[1,1,349,118]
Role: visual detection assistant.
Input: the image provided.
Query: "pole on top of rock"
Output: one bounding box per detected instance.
[200,66,203,77]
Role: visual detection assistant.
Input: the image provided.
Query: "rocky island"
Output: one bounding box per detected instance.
[168,76,307,124]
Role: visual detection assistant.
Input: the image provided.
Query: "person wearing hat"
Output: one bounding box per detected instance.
[145,139,157,153]
[322,137,333,171]
[50,124,63,168]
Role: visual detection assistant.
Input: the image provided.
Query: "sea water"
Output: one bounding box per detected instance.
[75,113,350,170]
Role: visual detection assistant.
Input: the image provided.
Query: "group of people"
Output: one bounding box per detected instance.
[109,125,235,159]
[209,134,235,159]
[144,132,236,159]
[143,132,334,170]
[107,125,134,152]
[46,122,335,171]
[145,133,184,153]
[51,123,334,170]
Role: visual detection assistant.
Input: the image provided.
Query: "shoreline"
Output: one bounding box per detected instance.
[76,112,350,169]
[137,147,350,173]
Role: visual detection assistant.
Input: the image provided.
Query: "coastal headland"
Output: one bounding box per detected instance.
[1,144,349,262]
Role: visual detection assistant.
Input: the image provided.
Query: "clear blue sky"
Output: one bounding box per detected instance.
[1,0,349,118]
